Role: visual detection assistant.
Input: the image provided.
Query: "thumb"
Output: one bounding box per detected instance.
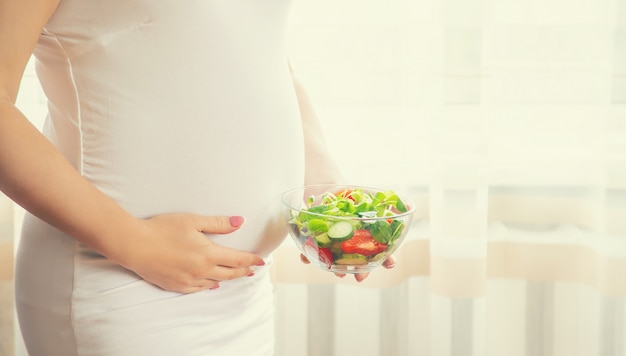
[195,215,245,234]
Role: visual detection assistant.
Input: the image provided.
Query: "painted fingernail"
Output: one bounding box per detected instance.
[209,285,220,290]
[229,216,245,227]
[256,259,266,267]
[248,270,255,277]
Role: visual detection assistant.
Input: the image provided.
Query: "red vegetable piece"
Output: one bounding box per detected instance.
[304,237,334,269]
[318,247,334,269]
[341,229,387,256]
[334,188,356,202]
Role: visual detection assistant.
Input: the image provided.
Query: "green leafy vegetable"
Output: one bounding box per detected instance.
[289,187,411,267]
[307,219,329,234]
[370,220,392,243]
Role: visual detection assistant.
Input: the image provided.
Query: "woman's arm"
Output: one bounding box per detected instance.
[289,64,396,281]
[0,0,263,293]
[289,64,345,185]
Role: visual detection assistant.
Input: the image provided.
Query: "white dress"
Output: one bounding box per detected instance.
[15,0,304,355]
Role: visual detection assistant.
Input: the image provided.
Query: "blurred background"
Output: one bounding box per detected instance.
[2,0,626,355]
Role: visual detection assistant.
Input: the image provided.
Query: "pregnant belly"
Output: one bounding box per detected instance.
[76,81,305,256]
[94,155,303,257]
[209,196,289,257]
[83,135,304,257]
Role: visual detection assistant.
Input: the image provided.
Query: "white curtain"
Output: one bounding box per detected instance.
[272,0,626,355]
[2,0,626,355]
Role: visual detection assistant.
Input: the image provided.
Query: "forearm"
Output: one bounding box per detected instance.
[0,99,142,264]
[290,69,344,185]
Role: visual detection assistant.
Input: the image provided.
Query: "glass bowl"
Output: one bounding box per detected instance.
[281,184,415,274]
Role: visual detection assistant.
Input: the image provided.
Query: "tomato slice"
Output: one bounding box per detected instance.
[341,229,387,256]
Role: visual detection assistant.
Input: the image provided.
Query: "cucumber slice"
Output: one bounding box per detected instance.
[313,233,332,248]
[327,221,354,242]
[335,253,368,265]
[369,252,388,262]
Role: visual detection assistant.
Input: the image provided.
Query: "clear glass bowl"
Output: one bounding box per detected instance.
[281,184,415,274]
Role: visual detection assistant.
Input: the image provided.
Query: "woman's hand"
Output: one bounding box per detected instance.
[299,253,397,282]
[122,213,265,294]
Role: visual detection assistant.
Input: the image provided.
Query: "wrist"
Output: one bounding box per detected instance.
[88,213,148,270]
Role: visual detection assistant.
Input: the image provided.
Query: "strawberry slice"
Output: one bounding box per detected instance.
[304,237,334,269]
[341,229,387,256]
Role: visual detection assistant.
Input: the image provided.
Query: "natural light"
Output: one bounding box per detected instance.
[2,0,625,355]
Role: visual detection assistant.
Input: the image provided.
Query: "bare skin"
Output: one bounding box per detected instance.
[290,67,397,281]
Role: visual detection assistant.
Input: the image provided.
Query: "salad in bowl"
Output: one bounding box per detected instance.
[281,184,415,273]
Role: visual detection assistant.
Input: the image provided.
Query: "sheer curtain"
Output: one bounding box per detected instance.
[2,0,625,355]
[273,0,626,355]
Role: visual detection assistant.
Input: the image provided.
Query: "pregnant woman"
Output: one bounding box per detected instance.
[0,0,385,354]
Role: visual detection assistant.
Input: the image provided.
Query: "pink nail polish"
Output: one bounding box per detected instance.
[209,285,220,290]
[229,216,245,227]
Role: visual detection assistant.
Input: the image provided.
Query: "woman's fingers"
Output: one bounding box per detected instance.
[299,254,398,281]
[382,255,397,269]
[354,272,369,282]
[180,280,221,294]
[207,242,265,269]
[354,265,369,282]
[193,214,246,234]
[354,256,397,282]
[203,264,257,282]
[126,213,269,293]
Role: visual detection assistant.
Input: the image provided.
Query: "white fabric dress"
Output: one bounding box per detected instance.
[15,1,304,355]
